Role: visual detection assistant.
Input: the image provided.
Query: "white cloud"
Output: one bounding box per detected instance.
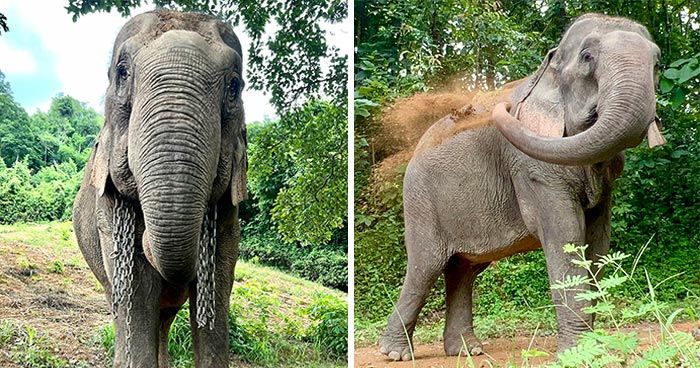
[0,42,37,75]
[7,0,151,112]
[26,98,52,114]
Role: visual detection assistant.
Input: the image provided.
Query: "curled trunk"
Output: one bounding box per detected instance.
[494,44,656,166]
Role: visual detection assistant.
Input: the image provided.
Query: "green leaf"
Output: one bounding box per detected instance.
[583,301,615,315]
[663,68,680,80]
[574,290,607,301]
[669,58,688,68]
[598,274,628,290]
[659,78,674,93]
[677,62,700,84]
[670,87,686,106]
[355,108,370,118]
[671,150,689,158]
[552,274,590,289]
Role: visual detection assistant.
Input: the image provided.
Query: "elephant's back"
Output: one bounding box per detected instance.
[404,127,531,260]
[412,79,524,158]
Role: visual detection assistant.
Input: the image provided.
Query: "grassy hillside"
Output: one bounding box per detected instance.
[0,222,347,367]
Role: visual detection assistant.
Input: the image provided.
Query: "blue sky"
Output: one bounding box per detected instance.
[0,1,349,123]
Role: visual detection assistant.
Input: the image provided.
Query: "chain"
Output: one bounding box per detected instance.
[197,204,217,330]
[110,193,135,368]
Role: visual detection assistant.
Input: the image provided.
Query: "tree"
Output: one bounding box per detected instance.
[0,13,8,34]
[0,71,38,169]
[65,0,348,244]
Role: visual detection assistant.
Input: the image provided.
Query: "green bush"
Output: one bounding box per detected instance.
[292,249,348,291]
[0,160,81,224]
[307,293,348,359]
[240,226,348,291]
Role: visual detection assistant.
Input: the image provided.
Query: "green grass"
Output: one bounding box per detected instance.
[0,222,347,368]
[0,321,91,368]
[0,222,87,268]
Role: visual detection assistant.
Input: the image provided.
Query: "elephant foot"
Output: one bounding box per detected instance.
[444,334,484,356]
[379,332,414,361]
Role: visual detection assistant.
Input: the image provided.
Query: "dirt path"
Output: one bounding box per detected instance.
[0,226,111,366]
[354,321,699,367]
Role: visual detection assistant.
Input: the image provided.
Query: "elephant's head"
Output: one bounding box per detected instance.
[493,14,663,165]
[90,10,247,284]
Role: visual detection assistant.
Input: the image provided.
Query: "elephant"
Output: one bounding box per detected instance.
[379,13,663,361]
[72,10,247,368]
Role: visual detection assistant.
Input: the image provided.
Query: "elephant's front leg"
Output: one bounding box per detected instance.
[581,196,613,326]
[535,191,592,351]
[112,254,164,367]
[189,205,238,367]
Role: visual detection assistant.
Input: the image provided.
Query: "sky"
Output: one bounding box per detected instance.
[0,0,350,124]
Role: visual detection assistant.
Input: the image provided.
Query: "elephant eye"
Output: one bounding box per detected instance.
[580,50,593,63]
[228,77,242,100]
[116,64,129,85]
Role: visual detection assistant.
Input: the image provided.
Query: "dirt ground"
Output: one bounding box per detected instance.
[0,225,110,366]
[354,321,699,367]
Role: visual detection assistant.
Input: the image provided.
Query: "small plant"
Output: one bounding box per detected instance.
[0,320,16,345]
[168,306,194,366]
[11,324,68,368]
[16,255,38,276]
[544,243,700,367]
[46,259,65,274]
[306,292,348,359]
[98,324,114,364]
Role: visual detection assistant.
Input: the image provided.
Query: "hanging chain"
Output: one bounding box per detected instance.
[110,193,135,368]
[197,204,217,330]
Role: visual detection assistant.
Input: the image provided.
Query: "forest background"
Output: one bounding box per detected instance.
[354,0,700,342]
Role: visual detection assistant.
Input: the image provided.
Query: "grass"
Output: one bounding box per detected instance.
[0,321,91,368]
[0,222,347,368]
[356,244,700,367]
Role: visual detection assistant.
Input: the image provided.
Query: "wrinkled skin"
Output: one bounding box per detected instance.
[73,10,247,368]
[379,14,661,360]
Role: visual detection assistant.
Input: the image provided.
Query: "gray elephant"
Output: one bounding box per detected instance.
[379,13,663,360]
[73,10,247,367]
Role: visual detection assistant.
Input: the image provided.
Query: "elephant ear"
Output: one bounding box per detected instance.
[511,47,565,138]
[89,126,111,197]
[229,124,248,205]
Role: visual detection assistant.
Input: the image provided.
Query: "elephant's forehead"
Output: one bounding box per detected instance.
[120,10,241,58]
[561,15,652,46]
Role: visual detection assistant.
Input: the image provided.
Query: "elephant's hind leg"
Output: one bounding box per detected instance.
[379,224,448,361]
[158,307,181,368]
[443,256,488,356]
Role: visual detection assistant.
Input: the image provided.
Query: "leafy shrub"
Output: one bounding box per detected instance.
[240,226,348,291]
[6,324,69,368]
[0,160,81,224]
[538,244,700,367]
[306,292,348,359]
[46,260,65,274]
[291,249,348,291]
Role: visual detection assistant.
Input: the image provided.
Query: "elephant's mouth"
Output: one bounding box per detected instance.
[586,105,598,126]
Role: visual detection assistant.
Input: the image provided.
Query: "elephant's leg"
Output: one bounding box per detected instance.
[582,197,613,327]
[190,205,238,368]
[443,257,488,356]
[113,256,163,367]
[188,273,232,368]
[379,221,448,361]
[157,307,181,368]
[537,197,590,351]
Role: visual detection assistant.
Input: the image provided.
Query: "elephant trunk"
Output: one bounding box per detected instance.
[133,93,221,285]
[494,32,656,165]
